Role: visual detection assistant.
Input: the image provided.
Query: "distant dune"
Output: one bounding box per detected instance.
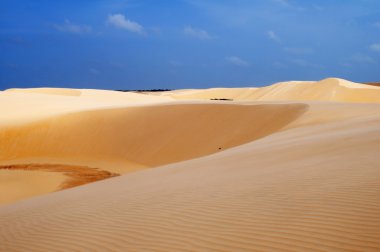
[167,78,380,102]
[1,78,380,251]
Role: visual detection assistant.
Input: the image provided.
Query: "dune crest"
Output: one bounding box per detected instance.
[6,87,83,96]
[168,78,380,103]
[0,89,173,127]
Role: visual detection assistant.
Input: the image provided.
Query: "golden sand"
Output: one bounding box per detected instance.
[1,78,380,251]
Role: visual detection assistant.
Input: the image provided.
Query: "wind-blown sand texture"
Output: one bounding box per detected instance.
[1,78,380,251]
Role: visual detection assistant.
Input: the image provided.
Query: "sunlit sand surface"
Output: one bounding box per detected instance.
[1,78,380,251]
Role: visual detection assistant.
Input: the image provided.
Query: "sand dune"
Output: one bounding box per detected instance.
[168,78,380,103]
[0,103,307,172]
[0,88,173,127]
[1,101,380,251]
[168,87,259,100]
[0,90,307,204]
[6,87,83,96]
[1,78,380,251]
[251,78,380,103]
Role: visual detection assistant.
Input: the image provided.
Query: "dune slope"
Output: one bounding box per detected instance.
[1,79,380,251]
[0,100,306,205]
[1,102,380,251]
[0,103,307,172]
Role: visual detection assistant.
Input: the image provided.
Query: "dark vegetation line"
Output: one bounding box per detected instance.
[365,82,380,87]
[116,89,172,92]
[210,98,233,101]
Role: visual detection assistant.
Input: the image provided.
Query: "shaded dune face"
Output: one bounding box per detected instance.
[0,103,307,169]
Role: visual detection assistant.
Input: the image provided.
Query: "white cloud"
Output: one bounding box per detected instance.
[225,56,250,67]
[370,43,380,52]
[183,26,213,40]
[284,47,314,54]
[267,30,280,43]
[107,14,144,34]
[52,19,92,34]
[351,53,375,64]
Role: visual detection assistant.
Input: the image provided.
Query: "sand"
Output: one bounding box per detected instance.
[0,169,66,205]
[1,78,380,251]
[167,78,380,102]
[0,164,117,205]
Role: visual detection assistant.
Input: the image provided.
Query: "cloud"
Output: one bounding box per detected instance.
[107,14,144,34]
[267,30,280,43]
[183,26,213,40]
[351,53,375,64]
[225,56,250,67]
[284,47,314,54]
[374,22,380,28]
[52,19,92,34]
[370,43,380,52]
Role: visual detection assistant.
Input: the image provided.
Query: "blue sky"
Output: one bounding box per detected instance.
[1,0,380,90]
